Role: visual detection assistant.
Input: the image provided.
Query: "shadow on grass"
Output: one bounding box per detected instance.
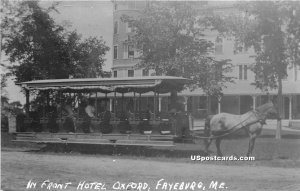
[40,144,208,158]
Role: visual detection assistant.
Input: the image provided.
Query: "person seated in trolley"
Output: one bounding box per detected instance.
[62,98,76,133]
[100,102,113,134]
[82,98,95,133]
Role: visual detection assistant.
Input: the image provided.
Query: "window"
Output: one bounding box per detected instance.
[239,65,248,80]
[123,44,128,59]
[244,65,247,80]
[142,69,149,76]
[114,46,118,59]
[128,1,136,9]
[128,45,134,58]
[215,37,223,54]
[113,71,117,78]
[127,22,133,33]
[114,21,118,34]
[234,42,248,54]
[128,70,134,77]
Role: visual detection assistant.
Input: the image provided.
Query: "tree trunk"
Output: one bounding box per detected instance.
[276,78,282,139]
[207,95,211,116]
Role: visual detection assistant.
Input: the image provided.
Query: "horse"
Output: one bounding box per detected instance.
[204,102,278,157]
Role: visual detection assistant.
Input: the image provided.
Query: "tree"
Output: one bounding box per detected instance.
[284,1,300,80]
[1,1,110,82]
[1,73,9,106]
[1,1,110,107]
[122,2,233,110]
[214,1,300,139]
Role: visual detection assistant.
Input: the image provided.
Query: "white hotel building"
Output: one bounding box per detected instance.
[111,1,300,123]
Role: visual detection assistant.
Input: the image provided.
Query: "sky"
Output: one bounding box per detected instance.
[2,1,113,104]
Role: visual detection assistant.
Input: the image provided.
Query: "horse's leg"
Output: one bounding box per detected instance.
[204,117,212,155]
[247,134,256,157]
[215,138,222,156]
[204,138,212,154]
[246,126,262,157]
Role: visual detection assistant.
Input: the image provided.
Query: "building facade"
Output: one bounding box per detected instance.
[112,1,300,121]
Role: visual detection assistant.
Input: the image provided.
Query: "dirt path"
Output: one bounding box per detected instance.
[1,151,300,191]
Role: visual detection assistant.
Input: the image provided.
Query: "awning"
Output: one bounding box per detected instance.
[17,76,189,94]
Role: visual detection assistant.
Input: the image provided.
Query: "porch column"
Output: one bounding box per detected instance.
[109,98,113,112]
[289,95,292,120]
[218,97,221,114]
[158,97,162,112]
[252,95,257,110]
[183,96,188,112]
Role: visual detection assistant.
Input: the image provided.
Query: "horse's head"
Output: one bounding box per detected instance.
[256,101,279,120]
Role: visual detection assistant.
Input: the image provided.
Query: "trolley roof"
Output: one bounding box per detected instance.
[17,76,189,94]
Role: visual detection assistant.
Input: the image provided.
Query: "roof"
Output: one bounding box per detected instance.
[180,81,300,96]
[18,76,189,94]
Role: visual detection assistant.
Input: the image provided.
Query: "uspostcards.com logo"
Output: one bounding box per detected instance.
[191,155,255,161]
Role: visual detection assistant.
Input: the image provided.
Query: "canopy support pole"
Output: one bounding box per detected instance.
[46,90,50,107]
[105,93,108,111]
[25,89,30,117]
[77,93,80,118]
[59,90,63,126]
[121,93,124,113]
[42,91,46,126]
[133,92,136,120]
[157,93,160,113]
[114,92,117,120]
[153,91,156,121]
[95,92,98,117]
[139,93,142,119]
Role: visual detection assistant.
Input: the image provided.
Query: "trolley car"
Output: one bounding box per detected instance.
[14,76,190,147]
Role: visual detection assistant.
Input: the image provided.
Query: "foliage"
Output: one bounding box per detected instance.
[1,73,9,105]
[284,1,300,72]
[121,2,233,97]
[211,1,300,135]
[1,1,110,82]
[214,1,300,91]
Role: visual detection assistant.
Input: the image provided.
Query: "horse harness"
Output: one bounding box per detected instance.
[194,110,266,140]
